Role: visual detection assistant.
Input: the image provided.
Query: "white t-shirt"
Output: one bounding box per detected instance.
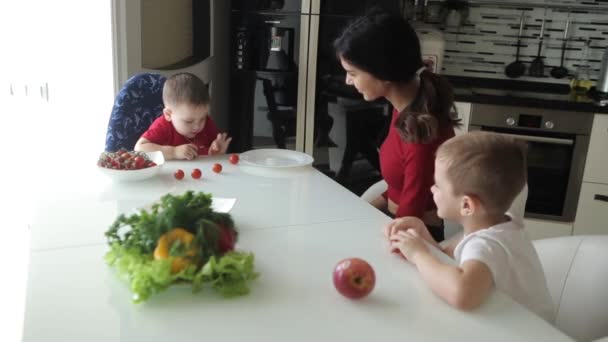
[454,215,554,322]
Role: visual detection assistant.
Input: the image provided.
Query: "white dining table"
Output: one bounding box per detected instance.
[20,154,572,342]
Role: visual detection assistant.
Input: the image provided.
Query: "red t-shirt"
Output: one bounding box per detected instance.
[379,109,455,218]
[142,115,219,156]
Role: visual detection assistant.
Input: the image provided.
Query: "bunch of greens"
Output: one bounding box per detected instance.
[104,191,258,303]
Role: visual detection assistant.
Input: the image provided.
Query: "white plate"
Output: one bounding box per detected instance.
[239,149,314,169]
[98,151,165,182]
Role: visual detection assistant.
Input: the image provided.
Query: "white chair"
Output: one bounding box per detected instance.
[360,179,387,203]
[533,235,608,342]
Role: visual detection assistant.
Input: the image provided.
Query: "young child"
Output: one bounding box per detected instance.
[135,72,231,160]
[386,131,554,322]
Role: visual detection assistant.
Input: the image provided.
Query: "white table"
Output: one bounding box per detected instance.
[28,155,381,251]
[22,155,572,341]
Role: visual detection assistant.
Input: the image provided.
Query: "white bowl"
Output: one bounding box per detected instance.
[98,151,165,182]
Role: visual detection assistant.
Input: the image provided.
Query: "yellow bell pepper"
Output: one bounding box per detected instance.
[153,228,198,273]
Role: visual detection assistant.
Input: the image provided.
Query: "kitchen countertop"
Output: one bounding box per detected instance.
[447,76,608,114]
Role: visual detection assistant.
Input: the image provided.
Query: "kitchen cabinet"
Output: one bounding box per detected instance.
[574,114,608,235]
[524,219,573,240]
[582,114,608,184]
[573,182,608,235]
[454,101,470,135]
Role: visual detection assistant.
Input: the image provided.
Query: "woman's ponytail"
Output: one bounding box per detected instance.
[395,112,438,144]
[394,68,461,143]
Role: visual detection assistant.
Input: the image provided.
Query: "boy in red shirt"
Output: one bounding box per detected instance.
[135,72,231,160]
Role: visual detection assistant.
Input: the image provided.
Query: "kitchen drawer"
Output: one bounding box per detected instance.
[454,102,470,135]
[524,219,572,240]
[573,182,608,235]
[583,114,608,184]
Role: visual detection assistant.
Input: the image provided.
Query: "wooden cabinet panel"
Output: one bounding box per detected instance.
[583,114,608,184]
[573,182,608,235]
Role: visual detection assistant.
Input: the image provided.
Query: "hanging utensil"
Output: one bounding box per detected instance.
[505,12,526,78]
[551,18,570,79]
[529,15,546,77]
[571,39,593,94]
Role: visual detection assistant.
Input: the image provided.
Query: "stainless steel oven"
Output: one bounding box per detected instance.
[469,104,594,222]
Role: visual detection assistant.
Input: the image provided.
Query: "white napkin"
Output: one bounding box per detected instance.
[210,197,236,213]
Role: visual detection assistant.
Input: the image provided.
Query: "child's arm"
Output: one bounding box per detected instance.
[385,217,442,250]
[134,137,197,160]
[386,217,463,258]
[391,230,494,310]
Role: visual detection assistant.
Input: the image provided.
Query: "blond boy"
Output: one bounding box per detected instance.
[387,131,553,321]
[135,72,231,160]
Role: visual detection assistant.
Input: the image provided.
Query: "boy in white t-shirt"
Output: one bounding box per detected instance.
[386,131,554,321]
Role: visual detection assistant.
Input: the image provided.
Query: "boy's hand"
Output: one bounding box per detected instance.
[390,230,429,264]
[384,216,429,239]
[174,144,198,160]
[209,133,232,155]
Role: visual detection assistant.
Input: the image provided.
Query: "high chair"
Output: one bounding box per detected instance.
[105,73,166,151]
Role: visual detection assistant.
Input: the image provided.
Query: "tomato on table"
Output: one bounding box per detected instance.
[191,168,202,179]
[174,169,185,180]
[229,154,239,165]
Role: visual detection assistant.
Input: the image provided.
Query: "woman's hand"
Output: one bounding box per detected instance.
[369,195,388,210]
[389,230,429,263]
[209,133,232,155]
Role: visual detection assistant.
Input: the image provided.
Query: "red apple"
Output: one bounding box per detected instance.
[333,258,375,299]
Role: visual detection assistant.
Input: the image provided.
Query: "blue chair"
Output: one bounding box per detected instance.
[105,73,166,152]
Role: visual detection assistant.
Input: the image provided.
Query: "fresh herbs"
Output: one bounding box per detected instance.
[104,191,257,303]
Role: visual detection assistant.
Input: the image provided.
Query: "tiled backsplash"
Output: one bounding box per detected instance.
[434,0,608,84]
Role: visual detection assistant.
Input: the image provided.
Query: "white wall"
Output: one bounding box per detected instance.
[1,2,114,341]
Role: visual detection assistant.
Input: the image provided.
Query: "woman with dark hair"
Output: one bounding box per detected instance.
[334,9,459,242]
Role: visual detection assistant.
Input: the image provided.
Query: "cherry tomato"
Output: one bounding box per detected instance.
[212,163,222,173]
[229,154,239,165]
[174,169,185,180]
[133,156,145,169]
[191,168,202,179]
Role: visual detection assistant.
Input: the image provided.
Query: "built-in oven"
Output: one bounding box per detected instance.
[469,104,594,222]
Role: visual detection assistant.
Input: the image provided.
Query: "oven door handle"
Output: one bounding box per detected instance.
[493,133,574,146]
[595,194,608,203]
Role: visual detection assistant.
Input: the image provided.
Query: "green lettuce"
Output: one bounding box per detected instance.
[105,243,258,303]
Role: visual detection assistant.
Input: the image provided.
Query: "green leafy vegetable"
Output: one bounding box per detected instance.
[169,240,187,257]
[193,252,259,297]
[104,191,257,303]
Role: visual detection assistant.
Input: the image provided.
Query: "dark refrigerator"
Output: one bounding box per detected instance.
[227,0,402,194]
[228,0,310,153]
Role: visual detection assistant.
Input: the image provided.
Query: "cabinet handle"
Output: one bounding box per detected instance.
[594,194,608,203]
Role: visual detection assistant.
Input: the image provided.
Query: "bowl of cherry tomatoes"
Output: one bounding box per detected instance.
[97,150,165,182]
